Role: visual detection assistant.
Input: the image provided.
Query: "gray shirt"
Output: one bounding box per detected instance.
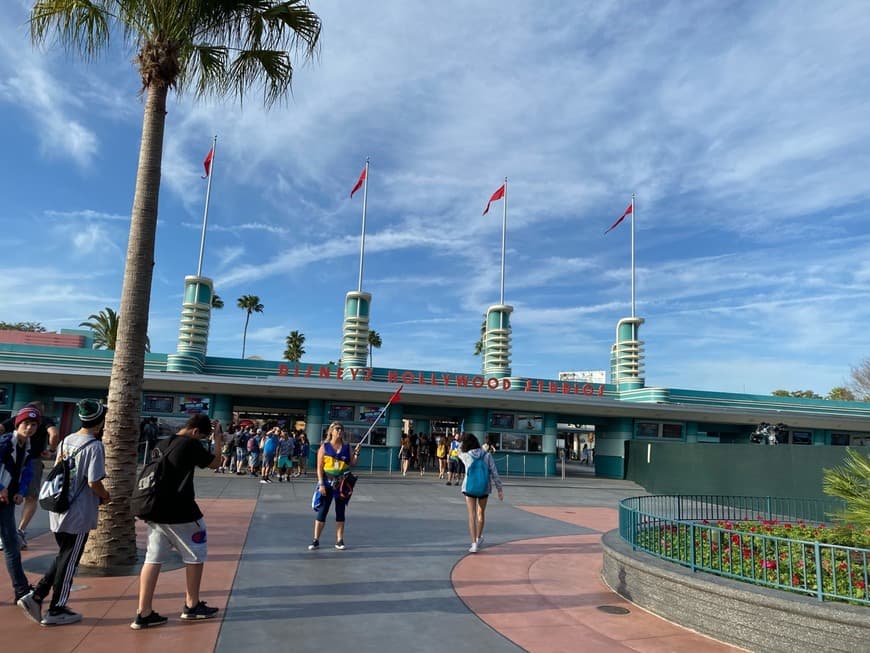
[49,433,106,534]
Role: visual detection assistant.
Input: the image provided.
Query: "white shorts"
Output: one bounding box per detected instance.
[144,520,208,565]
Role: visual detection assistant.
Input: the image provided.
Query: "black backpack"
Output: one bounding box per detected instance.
[130,437,189,521]
[38,439,100,513]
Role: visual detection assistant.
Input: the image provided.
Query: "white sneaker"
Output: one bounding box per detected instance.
[476,536,484,549]
[469,542,479,553]
[17,591,42,624]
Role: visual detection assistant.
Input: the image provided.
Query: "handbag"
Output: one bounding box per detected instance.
[336,471,357,502]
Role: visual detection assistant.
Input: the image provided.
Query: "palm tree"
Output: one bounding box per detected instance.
[211,294,224,309]
[284,330,305,362]
[30,0,320,569]
[368,330,382,367]
[79,307,150,352]
[473,316,486,356]
[238,295,264,358]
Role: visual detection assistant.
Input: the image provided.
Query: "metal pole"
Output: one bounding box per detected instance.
[500,177,508,305]
[197,135,217,277]
[630,193,636,318]
[357,158,370,293]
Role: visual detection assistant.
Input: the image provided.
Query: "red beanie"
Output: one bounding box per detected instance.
[15,407,41,428]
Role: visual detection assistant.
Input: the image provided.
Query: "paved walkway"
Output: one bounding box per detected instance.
[2,470,742,652]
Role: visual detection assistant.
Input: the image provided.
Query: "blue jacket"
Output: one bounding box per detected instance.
[0,432,34,497]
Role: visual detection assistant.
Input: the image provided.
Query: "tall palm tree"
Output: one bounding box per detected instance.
[368,329,382,367]
[238,295,264,358]
[30,0,320,569]
[211,294,224,309]
[79,307,150,352]
[284,329,305,362]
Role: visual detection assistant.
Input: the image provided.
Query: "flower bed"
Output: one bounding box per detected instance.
[634,517,869,604]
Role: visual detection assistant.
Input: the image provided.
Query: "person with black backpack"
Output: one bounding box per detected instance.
[17,399,109,626]
[131,414,222,630]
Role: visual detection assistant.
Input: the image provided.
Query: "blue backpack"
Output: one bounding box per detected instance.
[464,453,489,497]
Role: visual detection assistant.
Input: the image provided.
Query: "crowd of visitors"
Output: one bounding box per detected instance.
[2,404,507,629]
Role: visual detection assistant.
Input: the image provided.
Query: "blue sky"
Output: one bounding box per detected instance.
[1,1,869,395]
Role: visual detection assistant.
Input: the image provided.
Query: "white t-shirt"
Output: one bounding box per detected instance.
[49,433,106,534]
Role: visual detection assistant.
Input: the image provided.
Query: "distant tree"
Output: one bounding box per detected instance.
[368,330,382,367]
[827,387,856,401]
[237,295,264,359]
[771,389,821,399]
[211,294,224,309]
[79,308,150,352]
[472,316,486,356]
[0,321,47,332]
[824,448,870,531]
[284,330,306,362]
[850,359,870,401]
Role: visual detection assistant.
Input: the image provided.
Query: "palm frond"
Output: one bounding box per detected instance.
[30,0,112,60]
[228,49,292,106]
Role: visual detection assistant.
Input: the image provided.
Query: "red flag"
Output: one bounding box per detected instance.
[387,385,403,405]
[604,202,632,234]
[202,148,214,179]
[350,166,366,198]
[482,184,505,215]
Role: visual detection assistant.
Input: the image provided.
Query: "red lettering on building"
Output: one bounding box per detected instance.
[387,370,398,383]
[487,377,499,389]
[548,381,557,393]
[582,383,593,396]
[440,373,452,386]
[401,371,415,384]
[472,376,484,388]
[364,367,373,381]
[456,375,469,387]
[336,367,344,380]
[562,382,570,395]
[502,378,511,390]
[349,368,359,380]
[524,379,533,392]
[319,366,331,378]
[278,364,289,376]
[304,366,313,377]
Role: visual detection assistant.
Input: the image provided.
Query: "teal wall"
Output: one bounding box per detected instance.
[625,441,857,500]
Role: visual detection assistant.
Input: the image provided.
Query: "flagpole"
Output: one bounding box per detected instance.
[357,157,370,293]
[197,135,217,277]
[630,193,636,318]
[500,177,508,305]
[356,385,402,450]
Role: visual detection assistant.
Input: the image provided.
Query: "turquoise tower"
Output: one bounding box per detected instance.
[609,316,645,390]
[341,291,371,367]
[482,304,513,379]
[167,275,214,374]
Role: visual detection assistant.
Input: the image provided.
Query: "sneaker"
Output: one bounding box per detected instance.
[308,539,320,550]
[476,536,485,549]
[131,611,168,630]
[335,540,346,550]
[266,477,273,483]
[259,479,268,484]
[445,481,451,486]
[17,529,27,550]
[41,606,82,626]
[17,590,42,624]
[469,542,479,553]
[180,601,219,620]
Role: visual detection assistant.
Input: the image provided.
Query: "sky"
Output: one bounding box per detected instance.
[1,1,869,396]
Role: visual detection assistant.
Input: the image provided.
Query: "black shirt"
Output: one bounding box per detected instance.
[1,415,55,457]
[154,435,214,524]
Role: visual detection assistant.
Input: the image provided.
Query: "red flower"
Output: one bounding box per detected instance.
[856,581,866,590]
[731,534,742,545]
[792,575,801,586]
[764,560,777,570]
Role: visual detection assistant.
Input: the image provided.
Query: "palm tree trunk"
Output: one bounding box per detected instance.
[242,312,251,358]
[81,83,168,569]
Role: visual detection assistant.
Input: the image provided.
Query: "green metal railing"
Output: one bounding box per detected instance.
[619,495,868,605]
